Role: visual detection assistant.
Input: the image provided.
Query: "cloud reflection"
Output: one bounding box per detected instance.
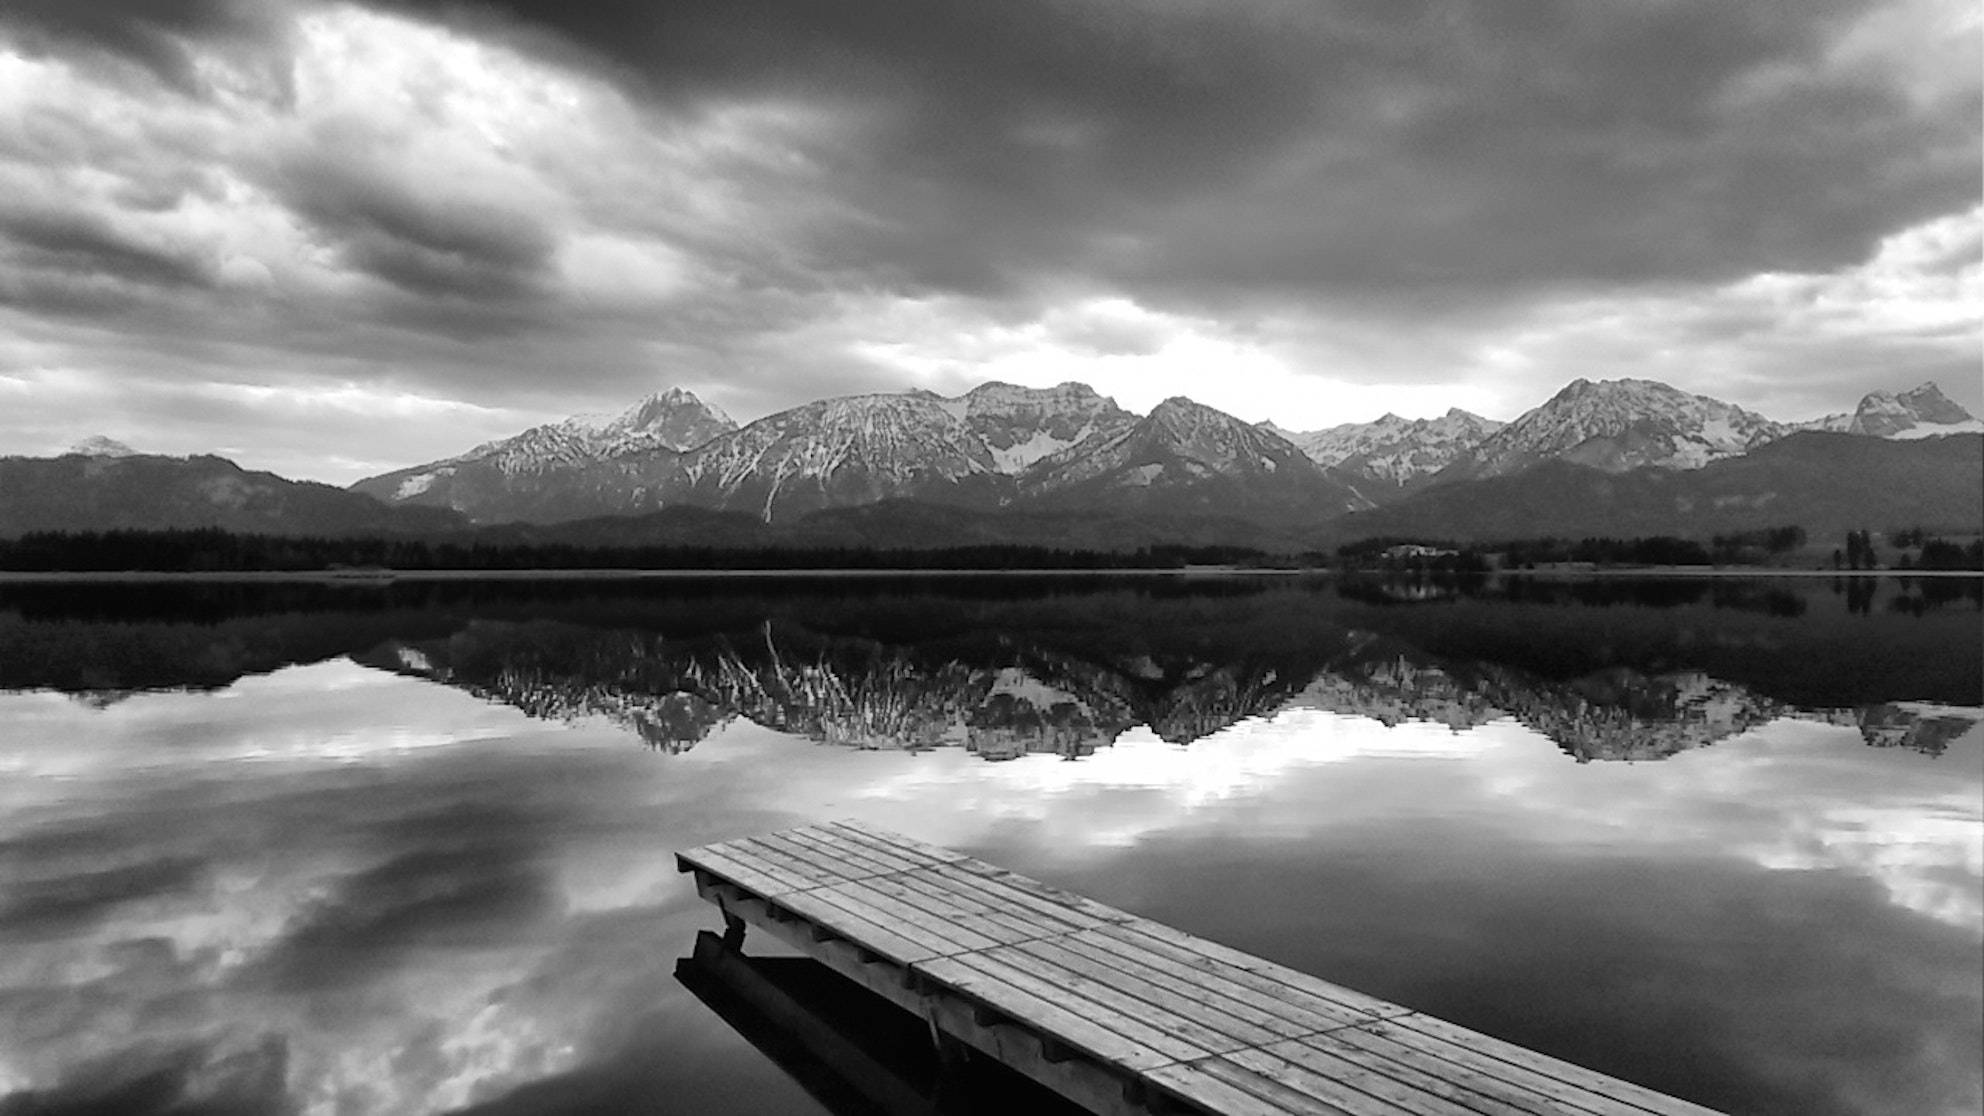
[0,640,1977,1115]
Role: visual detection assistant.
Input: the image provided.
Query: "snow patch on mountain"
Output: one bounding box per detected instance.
[67,435,139,457]
[1021,395,1373,515]
[1442,378,1787,480]
[962,381,1135,471]
[1847,383,1978,438]
[394,470,449,499]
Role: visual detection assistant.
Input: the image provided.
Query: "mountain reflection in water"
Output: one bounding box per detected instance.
[10,573,1964,764]
[0,573,1979,1116]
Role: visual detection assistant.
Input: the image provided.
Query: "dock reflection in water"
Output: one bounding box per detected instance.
[676,930,1085,1116]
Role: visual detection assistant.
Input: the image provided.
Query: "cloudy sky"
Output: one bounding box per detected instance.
[0,0,1978,484]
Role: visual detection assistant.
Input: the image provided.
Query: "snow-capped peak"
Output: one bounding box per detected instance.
[1445,377,1786,478]
[1269,409,1504,487]
[598,387,738,450]
[67,435,138,457]
[1845,382,1982,439]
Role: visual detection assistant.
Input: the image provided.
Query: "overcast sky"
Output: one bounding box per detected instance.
[0,0,1978,483]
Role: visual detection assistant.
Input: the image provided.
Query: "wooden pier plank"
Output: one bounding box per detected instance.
[919,951,1212,1070]
[810,821,952,874]
[1040,932,1329,1041]
[965,942,1261,1058]
[856,872,1063,946]
[1148,1057,1376,1116]
[1238,1039,1540,1116]
[676,824,1725,1116]
[828,819,973,864]
[1371,1016,1724,1116]
[1006,937,1295,1050]
[894,862,1107,933]
[681,842,814,896]
[1100,919,1412,1023]
[770,826,910,878]
[1286,1026,1603,1116]
[1064,924,1371,1038]
[766,886,950,964]
[1080,922,1406,1035]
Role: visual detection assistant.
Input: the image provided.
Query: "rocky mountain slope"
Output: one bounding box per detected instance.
[1435,378,1788,482]
[1266,409,1504,492]
[1332,431,1983,544]
[349,388,735,522]
[353,381,1140,525]
[1020,396,1373,519]
[1798,382,1983,439]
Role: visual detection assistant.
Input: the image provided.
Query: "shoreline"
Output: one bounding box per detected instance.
[0,566,1978,583]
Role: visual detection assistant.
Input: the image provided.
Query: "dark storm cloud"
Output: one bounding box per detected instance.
[270,147,557,303]
[1,0,288,96]
[0,208,211,291]
[0,0,1976,467]
[364,0,1980,306]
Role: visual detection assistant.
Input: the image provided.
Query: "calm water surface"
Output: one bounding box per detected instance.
[1,574,1979,1116]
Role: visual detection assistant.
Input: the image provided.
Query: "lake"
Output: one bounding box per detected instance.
[0,573,1979,1116]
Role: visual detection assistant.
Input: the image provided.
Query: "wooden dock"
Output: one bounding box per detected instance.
[677,821,1724,1116]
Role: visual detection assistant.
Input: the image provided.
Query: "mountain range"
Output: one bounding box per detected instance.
[3,377,1978,548]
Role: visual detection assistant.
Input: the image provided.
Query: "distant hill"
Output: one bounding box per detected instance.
[0,453,467,538]
[1327,432,1983,544]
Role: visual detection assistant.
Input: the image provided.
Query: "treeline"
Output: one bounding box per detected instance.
[0,528,1281,572]
[1499,535,1719,567]
[1864,527,1983,571]
[1344,525,1813,569]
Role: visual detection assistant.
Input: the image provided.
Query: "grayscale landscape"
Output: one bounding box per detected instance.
[0,3,1979,1115]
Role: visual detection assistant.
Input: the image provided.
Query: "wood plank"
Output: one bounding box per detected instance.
[1059,927,1360,1039]
[801,823,933,874]
[807,880,1007,955]
[978,941,1263,1057]
[1147,1057,1370,1116]
[1143,1061,1319,1116]
[770,826,907,878]
[729,834,874,887]
[1377,1016,1721,1116]
[793,824,940,877]
[854,873,1058,946]
[1014,936,1314,1046]
[1082,924,1400,1035]
[1237,1042,1516,1116]
[766,886,949,965]
[829,819,972,864]
[1105,918,1411,1022]
[1005,938,1291,1051]
[679,843,814,896]
[1201,1050,1421,1116]
[912,862,1111,934]
[1295,1027,1590,1116]
[940,948,1231,1063]
[932,860,1136,926]
[697,839,838,894]
[915,955,1193,1073]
